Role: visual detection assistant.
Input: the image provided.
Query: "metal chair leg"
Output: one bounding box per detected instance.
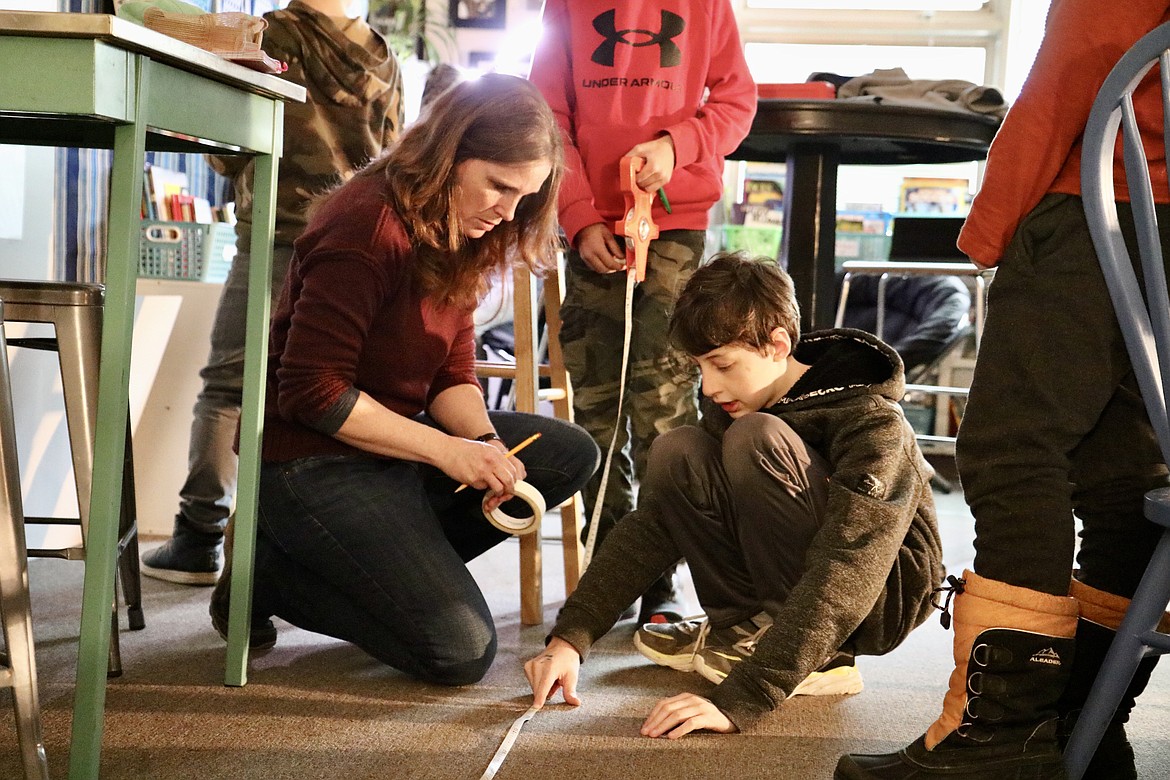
[119,416,144,631]
[0,306,51,780]
[1064,528,1170,779]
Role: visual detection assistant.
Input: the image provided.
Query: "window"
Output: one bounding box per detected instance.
[743,42,987,85]
[729,0,1044,215]
[748,1,985,9]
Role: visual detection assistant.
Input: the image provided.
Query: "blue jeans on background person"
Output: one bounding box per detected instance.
[142,246,297,585]
[180,246,297,537]
[253,411,599,685]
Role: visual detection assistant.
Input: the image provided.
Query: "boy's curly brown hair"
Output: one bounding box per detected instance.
[669,251,801,356]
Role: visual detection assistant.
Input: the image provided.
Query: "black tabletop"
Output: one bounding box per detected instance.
[729,98,1001,166]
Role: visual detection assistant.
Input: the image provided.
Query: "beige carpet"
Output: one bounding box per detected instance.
[2,489,1168,779]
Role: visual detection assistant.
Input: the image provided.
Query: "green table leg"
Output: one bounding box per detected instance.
[225,103,282,686]
[68,63,148,780]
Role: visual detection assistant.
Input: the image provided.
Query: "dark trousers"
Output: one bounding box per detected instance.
[641,414,829,629]
[254,411,598,685]
[560,229,705,535]
[957,194,1169,598]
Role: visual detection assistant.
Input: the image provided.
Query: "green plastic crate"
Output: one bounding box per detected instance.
[721,224,783,258]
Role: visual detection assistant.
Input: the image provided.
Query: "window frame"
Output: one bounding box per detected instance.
[729,0,1014,90]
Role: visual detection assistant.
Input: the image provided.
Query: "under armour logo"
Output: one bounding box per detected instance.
[591,9,685,68]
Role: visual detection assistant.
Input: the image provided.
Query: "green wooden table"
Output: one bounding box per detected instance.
[0,11,304,778]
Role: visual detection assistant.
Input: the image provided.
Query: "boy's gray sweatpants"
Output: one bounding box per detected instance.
[641,414,830,629]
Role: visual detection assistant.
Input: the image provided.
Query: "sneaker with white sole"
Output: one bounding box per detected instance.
[141,522,223,586]
[695,632,865,699]
[691,612,774,683]
[789,651,864,697]
[633,616,711,671]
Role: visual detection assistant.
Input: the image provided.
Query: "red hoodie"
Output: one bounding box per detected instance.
[528,0,757,245]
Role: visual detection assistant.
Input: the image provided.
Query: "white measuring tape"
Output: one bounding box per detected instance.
[478,705,540,780]
[581,268,638,568]
[480,263,637,779]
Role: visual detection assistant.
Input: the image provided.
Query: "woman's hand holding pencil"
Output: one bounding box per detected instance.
[454,432,542,494]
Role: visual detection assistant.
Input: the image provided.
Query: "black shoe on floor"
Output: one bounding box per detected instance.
[142,521,223,586]
[209,574,277,651]
[637,570,686,624]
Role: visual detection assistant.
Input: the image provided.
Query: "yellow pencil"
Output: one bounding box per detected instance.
[454,431,542,493]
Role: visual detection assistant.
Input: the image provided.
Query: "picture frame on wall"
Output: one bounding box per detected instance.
[450,0,506,28]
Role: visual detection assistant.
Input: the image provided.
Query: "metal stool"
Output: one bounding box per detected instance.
[0,301,51,780]
[0,280,144,678]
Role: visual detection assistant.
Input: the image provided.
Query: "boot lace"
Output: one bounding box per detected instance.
[931,574,966,630]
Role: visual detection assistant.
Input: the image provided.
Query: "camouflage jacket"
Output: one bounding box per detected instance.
[209,0,403,250]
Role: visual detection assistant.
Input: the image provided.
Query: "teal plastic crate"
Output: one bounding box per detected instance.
[834,231,891,266]
[139,221,236,283]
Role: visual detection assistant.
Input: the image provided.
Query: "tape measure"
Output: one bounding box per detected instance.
[581,155,660,568]
[478,705,539,780]
[483,158,661,779]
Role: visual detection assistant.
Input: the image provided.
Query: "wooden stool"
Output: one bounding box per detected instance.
[475,258,584,626]
[0,301,51,780]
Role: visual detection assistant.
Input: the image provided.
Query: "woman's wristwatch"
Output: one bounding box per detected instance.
[475,431,503,444]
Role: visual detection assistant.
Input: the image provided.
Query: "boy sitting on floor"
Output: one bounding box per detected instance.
[525,252,944,737]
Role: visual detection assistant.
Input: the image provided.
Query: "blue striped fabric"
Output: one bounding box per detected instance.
[56,0,232,281]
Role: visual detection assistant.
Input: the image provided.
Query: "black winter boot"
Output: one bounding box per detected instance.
[1057,579,1164,780]
[835,570,1078,779]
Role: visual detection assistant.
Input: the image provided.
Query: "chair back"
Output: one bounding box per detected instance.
[1082,19,1170,464]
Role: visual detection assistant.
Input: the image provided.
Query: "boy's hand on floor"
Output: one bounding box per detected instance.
[575,223,626,274]
[626,135,676,192]
[524,638,582,709]
[641,693,737,739]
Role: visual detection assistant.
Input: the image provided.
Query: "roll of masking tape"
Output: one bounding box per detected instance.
[483,479,545,536]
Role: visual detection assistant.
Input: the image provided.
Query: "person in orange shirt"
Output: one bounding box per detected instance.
[837,2,1170,778]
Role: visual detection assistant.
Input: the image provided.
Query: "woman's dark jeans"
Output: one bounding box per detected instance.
[255,411,598,685]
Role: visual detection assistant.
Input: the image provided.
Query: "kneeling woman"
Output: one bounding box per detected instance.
[232,74,599,685]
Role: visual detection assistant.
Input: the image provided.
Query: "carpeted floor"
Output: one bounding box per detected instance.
[2,487,1168,779]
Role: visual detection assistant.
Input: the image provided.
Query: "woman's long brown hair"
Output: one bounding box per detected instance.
[334,73,564,310]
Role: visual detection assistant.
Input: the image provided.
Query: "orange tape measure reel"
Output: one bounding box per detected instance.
[614,155,660,282]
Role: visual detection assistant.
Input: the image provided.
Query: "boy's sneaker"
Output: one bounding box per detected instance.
[789,651,864,697]
[695,626,865,698]
[691,612,774,683]
[633,616,711,671]
[141,522,223,586]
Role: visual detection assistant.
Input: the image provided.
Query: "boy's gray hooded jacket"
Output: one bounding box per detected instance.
[551,328,945,731]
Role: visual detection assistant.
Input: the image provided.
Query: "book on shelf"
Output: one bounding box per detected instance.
[191,196,214,224]
[169,193,196,222]
[898,177,970,215]
[141,164,234,224]
[145,164,190,221]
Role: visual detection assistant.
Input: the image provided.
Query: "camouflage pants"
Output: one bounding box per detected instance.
[559,229,705,540]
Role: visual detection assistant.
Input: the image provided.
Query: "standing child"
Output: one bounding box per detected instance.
[142,0,403,585]
[525,253,943,737]
[837,3,1170,778]
[527,0,758,623]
